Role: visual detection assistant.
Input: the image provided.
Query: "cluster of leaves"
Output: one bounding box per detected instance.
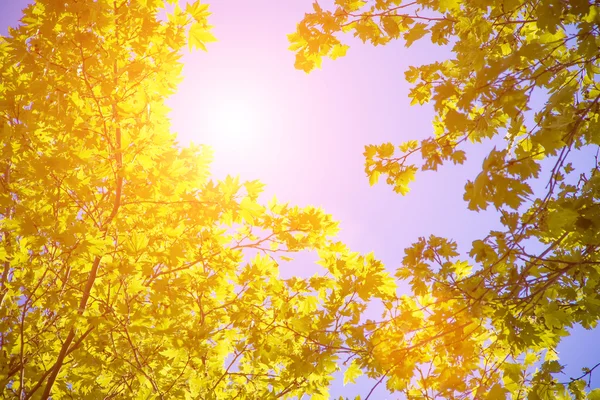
[3,0,600,398]
[291,0,600,398]
[0,1,398,399]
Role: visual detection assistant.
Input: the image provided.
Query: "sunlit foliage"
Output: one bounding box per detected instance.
[291,0,600,398]
[0,1,397,398]
[2,0,600,398]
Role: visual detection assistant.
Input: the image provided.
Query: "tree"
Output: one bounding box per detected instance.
[290,0,600,398]
[0,1,398,398]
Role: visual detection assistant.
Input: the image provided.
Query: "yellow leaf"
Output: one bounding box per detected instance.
[330,43,349,59]
[369,170,380,186]
[439,0,461,12]
[486,383,508,400]
[382,17,400,38]
[189,374,203,398]
[244,180,265,200]
[239,197,264,224]
[0,247,8,261]
[343,360,363,385]
[454,260,472,279]
[345,1,367,12]
[404,23,428,48]
[189,22,217,51]
[186,0,210,22]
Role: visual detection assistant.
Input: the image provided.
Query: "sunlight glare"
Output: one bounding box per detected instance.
[214,98,257,139]
[203,87,267,150]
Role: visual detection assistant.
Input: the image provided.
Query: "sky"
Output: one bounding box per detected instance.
[1,0,599,398]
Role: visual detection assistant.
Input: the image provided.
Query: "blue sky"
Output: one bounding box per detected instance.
[1,1,598,398]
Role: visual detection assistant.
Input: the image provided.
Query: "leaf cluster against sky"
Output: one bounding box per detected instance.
[1,0,600,399]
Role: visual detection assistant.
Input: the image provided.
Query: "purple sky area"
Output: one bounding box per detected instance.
[1,1,598,397]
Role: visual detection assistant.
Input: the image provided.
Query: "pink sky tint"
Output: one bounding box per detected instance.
[1,0,598,397]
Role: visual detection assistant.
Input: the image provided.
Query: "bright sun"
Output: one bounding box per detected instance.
[213,98,257,138]
[173,75,276,160]
[203,87,267,151]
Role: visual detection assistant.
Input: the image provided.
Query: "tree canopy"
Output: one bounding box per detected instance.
[289,0,600,398]
[0,1,395,398]
[1,0,599,399]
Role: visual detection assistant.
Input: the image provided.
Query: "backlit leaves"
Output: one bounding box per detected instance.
[404,22,428,48]
[188,21,217,51]
[343,360,363,385]
[2,0,600,398]
[0,1,395,398]
[290,0,600,398]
